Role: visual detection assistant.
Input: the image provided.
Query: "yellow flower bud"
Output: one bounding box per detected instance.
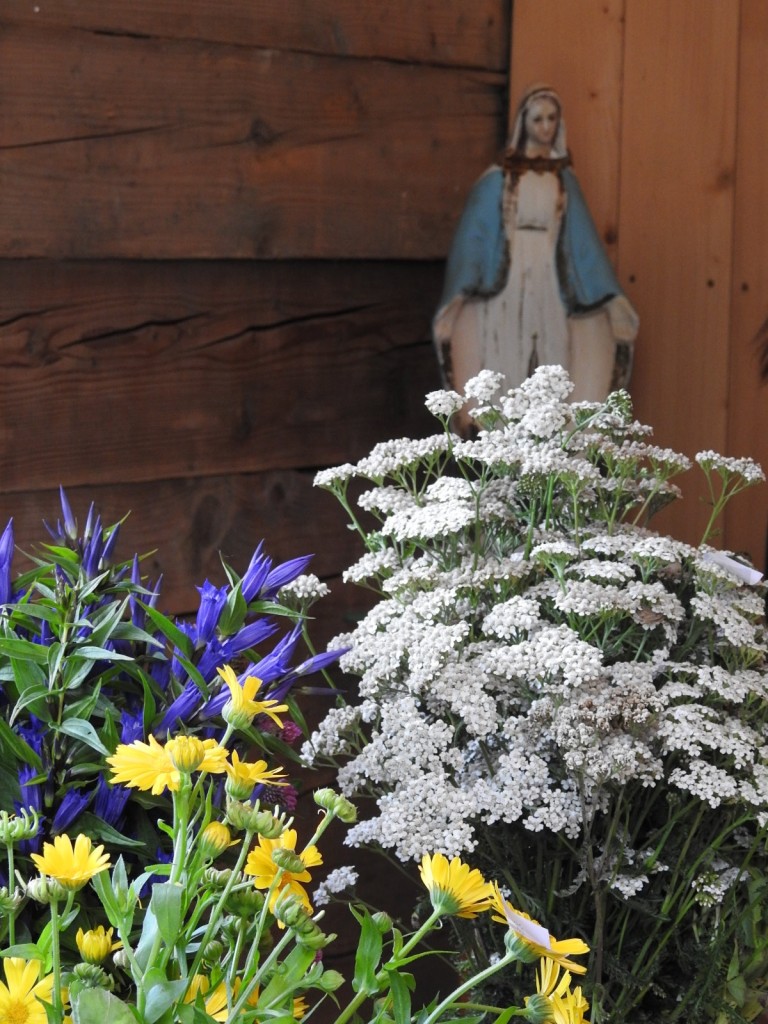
[199,821,237,860]
[76,925,122,965]
[167,736,207,773]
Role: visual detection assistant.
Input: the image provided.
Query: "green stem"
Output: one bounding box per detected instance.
[184,829,255,991]
[49,897,63,1020]
[421,950,519,1024]
[6,844,15,946]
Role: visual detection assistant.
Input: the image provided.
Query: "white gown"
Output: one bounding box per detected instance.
[451,170,617,403]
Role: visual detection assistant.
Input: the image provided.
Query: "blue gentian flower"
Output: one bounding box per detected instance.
[82,514,103,577]
[0,518,14,606]
[93,776,130,828]
[240,543,270,602]
[120,708,144,745]
[18,764,42,815]
[52,789,92,833]
[18,717,45,758]
[157,679,205,733]
[170,622,197,680]
[59,486,78,541]
[195,581,228,645]
[261,554,314,598]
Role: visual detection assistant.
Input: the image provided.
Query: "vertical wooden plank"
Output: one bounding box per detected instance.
[724,0,768,565]
[509,0,625,263]
[618,0,739,545]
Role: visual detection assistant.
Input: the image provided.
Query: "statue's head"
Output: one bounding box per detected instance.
[508,85,566,158]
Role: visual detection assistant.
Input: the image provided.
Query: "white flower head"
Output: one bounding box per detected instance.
[425,389,465,418]
[463,369,505,403]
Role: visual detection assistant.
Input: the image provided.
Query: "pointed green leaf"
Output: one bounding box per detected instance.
[142,970,187,1024]
[150,882,184,947]
[0,638,50,663]
[139,603,193,658]
[72,987,137,1024]
[0,715,42,768]
[350,905,384,996]
[56,718,110,756]
[71,646,135,663]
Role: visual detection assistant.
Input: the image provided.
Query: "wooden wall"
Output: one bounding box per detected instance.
[0,1,510,625]
[512,0,768,566]
[3,0,766,601]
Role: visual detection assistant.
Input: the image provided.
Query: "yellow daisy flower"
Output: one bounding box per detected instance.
[218,665,289,729]
[106,735,228,794]
[419,853,493,918]
[30,834,111,891]
[526,958,590,1024]
[185,976,258,1021]
[224,750,288,799]
[75,925,122,964]
[244,828,322,913]
[0,958,54,1024]
[293,995,309,1019]
[490,883,589,973]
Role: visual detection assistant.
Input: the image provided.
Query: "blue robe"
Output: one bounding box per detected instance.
[435,165,626,323]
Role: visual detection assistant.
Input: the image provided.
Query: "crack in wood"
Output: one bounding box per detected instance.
[57,314,205,349]
[0,123,174,152]
[67,23,509,75]
[193,303,377,349]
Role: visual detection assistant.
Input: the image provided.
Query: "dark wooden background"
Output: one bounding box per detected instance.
[0,0,510,633]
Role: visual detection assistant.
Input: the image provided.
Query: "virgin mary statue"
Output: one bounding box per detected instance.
[433,85,638,404]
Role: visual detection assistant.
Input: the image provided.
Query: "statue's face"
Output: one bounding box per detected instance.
[524,97,559,149]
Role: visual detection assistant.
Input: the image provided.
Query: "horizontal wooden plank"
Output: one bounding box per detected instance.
[0,24,505,259]
[0,0,510,71]
[0,474,374,624]
[0,259,442,493]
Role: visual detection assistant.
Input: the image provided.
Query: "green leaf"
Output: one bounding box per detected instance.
[150,882,184,947]
[217,581,246,636]
[386,967,413,1024]
[62,658,101,692]
[1,943,45,960]
[56,718,110,756]
[0,715,43,768]
[0,637,50,663]
[9,655,47,697]
[89,596,130,648]
[72,646,135,663]
[142,970,188,1024]
[260,944,318,1006]
[90,868,121,929]
[62,685,103,723]
[139,603,193,658]
[72,987,137,1024]
[135,901,162,972]
[77,812,147,850]
[350,905,384,996]
[9,685,50,725]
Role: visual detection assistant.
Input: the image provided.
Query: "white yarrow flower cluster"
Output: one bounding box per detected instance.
[313,865,359,907]
[305,368,768,1015]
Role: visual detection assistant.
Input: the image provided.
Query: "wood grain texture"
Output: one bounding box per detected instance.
[1,0,510,70]
[724,0,768,565]
[509,0,625,263]
[0,259,442,492]
[0,22,506,259]
[618,0,739,546]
